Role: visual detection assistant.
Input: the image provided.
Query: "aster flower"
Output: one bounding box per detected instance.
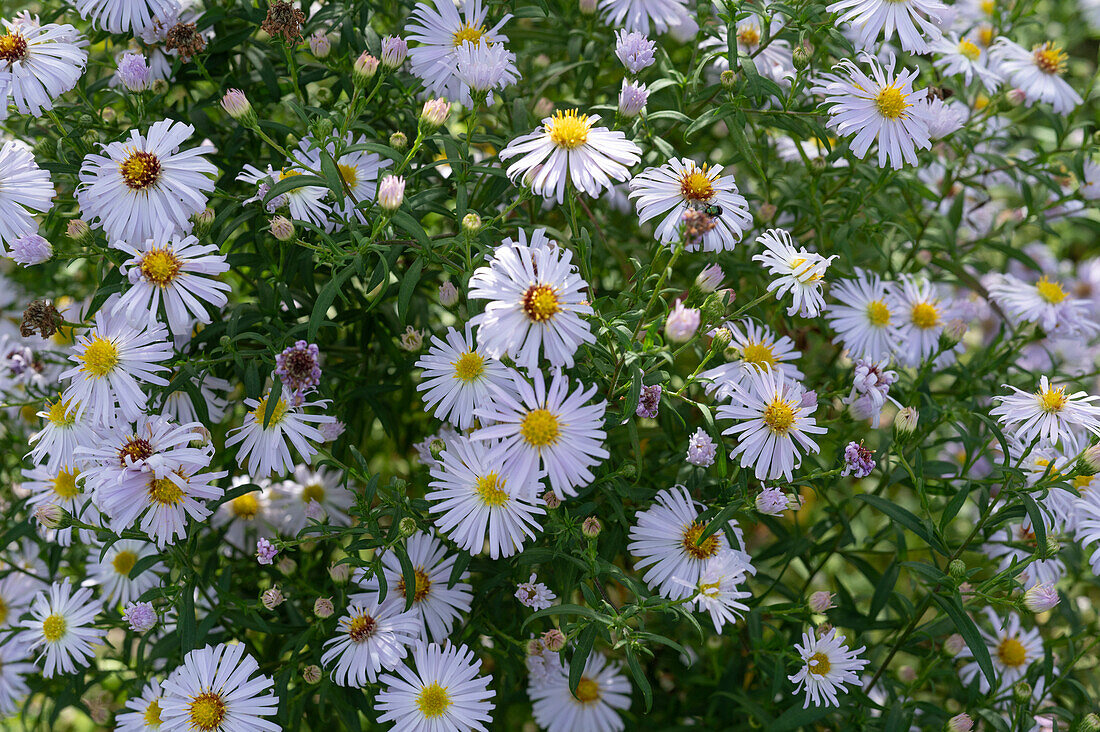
[816,54,932,170]
[700,18,795,88]
[959,609,1044,693]
[617,79,649,116]
[756,485,799,515]
[351,532,473,643]
[224,389,335,478]
[270,464,353,534]
[293,133,391,225]
[788,627,868,708]
[275,340,322,401]
[0,574,33,629]
[21,463,98,546]
[160,642,278,732]
[0,19,88,118]
[598,0,690,35]
[18,579,105,678]
[991,375,1100,450]
[454,39,519,100]
[983,518,1065,589]
[376,642,495,732]
[473,368,609,500]
[826,270,899,361]
[888,274,951,367]
[990,38,1082,115]
[1074,487,1100,575]
[237,163,330,227]
[415,324,511,429]
[932,33,1002,90]
[700,319,804,399]
[922,95,968,139]
[0,140,54,255]
[635,383,661,419]
[85,540,164,607]
[986,272,1097,337]
[321,598,421,686]
[74,0,177,34]
[499,109,641,203]
[826,0,945,52]
[678,552,754,633]
[842,441,875,478]
[842,358,899,427]
[614,30,655,74]
[528,650,631,732]
[115,678,164,731]
[686,427,717,467]
[115,51,150,92]
[628,158,752,252]
[753,229,837,317]
[515,573,557,610]
[0,637,34,718]
[122,601,158,633]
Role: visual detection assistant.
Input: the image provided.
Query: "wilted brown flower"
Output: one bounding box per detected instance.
[165,22,206,61]
[20,299,62,339]
[262,1,305,43]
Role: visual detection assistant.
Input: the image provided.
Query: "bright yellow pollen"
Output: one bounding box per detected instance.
[1037,386,1067,414]
[978,25,995,47]
[119,150,161,190]
[475,472,509,507]
[0,32,29,62]
[740,342,776,369]
[866,300,891,327]
[232,493,260,519]
[980,0,994,14]
[187,692,227,731]
[80,336,120,378]
[681,522,721,560]
[252,397,289,426]
[112,550,138,577]
[522,284,561,322]
[680,167,715,202]
[910,302,940,330]
[398,568,432,602]
[338,163,359,188]
[42,613,67,643]
[149,477,185,505]
[874,86,909,119]
[453,351,486,382]
[737,26,760,46]
[958,38,981,61]
[452,23,487,47]
[46,398,76,426]
[416,682,451,718]
[520,408,561,448]
[698,580,721,597]
[52,469,81,499]
[1035,276,1068,305]
[997,637,1028,668]
[575,677,600,703]
[140,248,183,287]
[1032,43,1067,75]
[763,398,795,435]
[302,483,325,504]
[279,169,302,180]
[545,110,592,149]
[790,257,824,284]
[143,699,162,726]
[807,651,832,676]
[347,613,377,642]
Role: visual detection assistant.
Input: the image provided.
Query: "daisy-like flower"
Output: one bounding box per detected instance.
[816,54,932,170]
[826,269,898,360]
[674,552,754,633]
[74,0,177,34]
[237,163,331,228]
[0,19,87,118]
[269,464,353,534]
[986,272,1097,337]
[77,120,216,243]
[0,140,54,254]
[427,436,545,559]
[473,368,609,500]
[415,324,511,429]
[515,573,556,611]
[752,229,837,317]
[788,627,868,708]
[376,642,495,732]
[224,389,335,478]
[115,678,165,732]
[454,39,520,101]
[826,0,945,52]
[85,540,164,607]
[598,0,689,35]
[991,375,1100,450]
[21,463,98,546]
[628,158,752,252]
[932,33,1002,91]
[628,484,742,599]
[1075,486,1100,575]
[351,532,473,643]
[293,133,391,225]
[0,574,33,628]
[160,642,278,732]
[699,319,804,399]
[528,650,631,732]
[213,477,275,550]
[156,372,232,426]
[468,229,595,370]
[990,38,1082,115]
[888,274,951,367]
[60,305,172,427]
[321,598,421,686]
[0,637,34,718]
[843,358,899,427]
[718,368,826,481]
[498,109,641,203]
[959,609,1043,693]
[113,228,231,336]
[18,579,105,678]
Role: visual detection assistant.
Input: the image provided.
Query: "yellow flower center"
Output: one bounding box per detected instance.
[252,397,289,426]
[144,699,162,726]
[910,302,940,330]
[1037,386,1067,413]
[46,398,77,426]
[866,300,891,327]
[740,341,776,369]
[1032,43,1067,75]
[232,493,260,519]
[807,651,831,676]
[980,0,994,14]
[149,477,185,505]
[520,408,561,448]
[140,248,183,287]
[475,472,509,506]
[978,25,995,47]
[119,150,162,190]
[1035,276,1067,304]
[453,351,486,382]
[42,613,67,643]
[0,32,29,62]
[338,163,359,188]
[545,110,592,150]
[52,469,81,499]
[416,682,451,718]
[958,38,981,61]
[763,398,795,435]
[790,257,824,284]
[80,336,120,378]
[398,567,432,603]
[112,550,138,577]
[0,598,8,625]
[874,86,909,120]
[681,521,721,560]
[575,676,600,703]
[452,23,487,47]
[279,169,302,180]
[680,166,715,202]
[522,284,561,323]
[997,637,1028,668]
[347,612,377,642]
[302,483,325,504]
[698,580,721,597]
[737,25,760,46]
[187,692,227,731]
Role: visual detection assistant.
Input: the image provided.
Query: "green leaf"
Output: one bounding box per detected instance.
[263,378,283,428]
[520,603,604,630]
[931,593,995,685]
[624,646,653,712]
[398,258,424,324]
[394,542,417,612]
[857,494,946,554]
[569,624,599,696]
[309,256,360,341]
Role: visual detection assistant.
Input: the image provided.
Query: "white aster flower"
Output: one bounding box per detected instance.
[85,540,164,607]
[1080,159,1100,201]
[1074,486,1100,576]
[888,274,951,367]
[515,573,556,611]
[700,319,804,399]
[155,372,233,426]
[270,464,353,534]
[991,375,1100,450]
[468,228,595,370]
[990,38,1082,115]
[986,272,1097,338]
[752,228,837,318]
[816,54,932,170]
[959,609,1043,693]
[0,140,54,254]
[473,368,609,500]
[77,120,216,243]
[0,20,88,118]
[499,110,641,203]
[454,38,519,99]
[674,551,754,633]
[718,368,825,481]
[528,650,631,732]
[0,637,34,718]
[827,0,945,52]
[160,642,278,732]
[700,19,795,88]
[293,133,391,225]
[321,598,421,686]
[74,0,178,34]
[113,228,231,336]
[21,463,98,546]
[0,574,34,629]
[629,158,753,252]
[932,33,1002,90]
[237,163,330,227]
[788,627,868,708]
[427,436,545,559]
[826,269,898,360]
[599,0,689,35]
[415,324,511,429]
[224,389,335,478]
[18,579,105,678]
[922,94,969,138]
[376,642,495,732]
[351,532,473,643]
[984,519,1065,590]
[115,678,164,732]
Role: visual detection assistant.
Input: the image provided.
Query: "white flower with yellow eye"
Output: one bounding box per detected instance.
[160,642,278,732]
[85,540,164,607]
[753,228,837,318]
[376,642,495,732]
[991,375,1100,451]
[528,650,631,732]
[321,598,420,687]
[959,609,1044,693]
[986,272,1098,338]
[415,324,511,429]
[990,38,1082,115]
[789,627,868,708]
[224,388,335,479]
[700,319,804,400]
[826,269,898,361]
[17,579,105,678]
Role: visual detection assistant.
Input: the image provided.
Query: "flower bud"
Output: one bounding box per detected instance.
[34,502,64,529]
[942,318,967,347]
[701,292,728,325]
[1038,536,1060,560]
[757,202,777,223]
[304,499,326,522]
[1012,681,1031,705]
[399,325,423,352]
[579,0,597,14]
[102,107,117,122]
[353,52,380,84]
[123,601,158,633]
[221,89,256,126]
[527,638,544,656]
[67,218,92,244]
[943,633,965,655]
[946,713,974,732]
[192,207,215,237]
[792,46,810,70]
[309,31,330,58]
[948,558,967,583]
[438,282,459,307]
[302,665,322,683]
[720,70,736,89]
[462,212,482,232]
[695,263,724,293]
[665,301,700,344]
[389,131,408,149]
[710,327,732,352]
[542,490,561,509]
[151,78,169,94]
[1007,88,1027,106]
[261,586,285,610]
[807,591,834,613]
[270,215,295,242]
[381,35,408,68]
[618,80,649,117]
[277,557,297,575]
[894,407,919,436]
[420,98,451,129]
[399,517,418,537]
[328,562,350,583]
[1082,444,1100,473]
[581,517,601,538]
[1080,713,1100,732]
[378,175,405,211]
[541,629,566,652]
[428,438,446,461]
[314,597,335,618]
[11,234,52,266]
[312,117,334,139]
[1022,583,1059,613]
